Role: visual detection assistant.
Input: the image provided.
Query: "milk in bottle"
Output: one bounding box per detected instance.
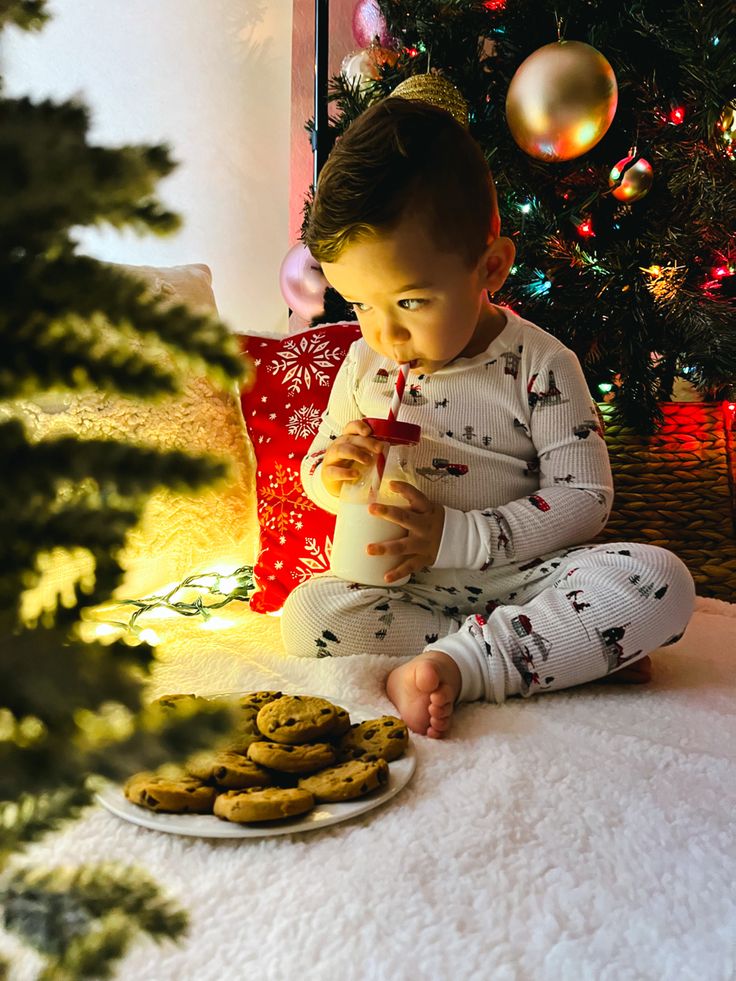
[330,418,421,587]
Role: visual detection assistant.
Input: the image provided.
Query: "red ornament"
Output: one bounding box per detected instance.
[577,218,595,238]
[352,0,394,49]
[483,0,507,9]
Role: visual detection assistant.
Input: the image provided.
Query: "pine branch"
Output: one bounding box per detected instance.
[0,0,48,32]
[0,615,233,801]
[0,254,247,399]
[0,97,180,253]
[4,420,229,500]
[0,418,229,613]
[0,3,254,973]
[1,865,188,979]
[0,786,94,866]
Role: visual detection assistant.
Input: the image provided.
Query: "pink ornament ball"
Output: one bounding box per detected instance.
[279,243,328,321]
[352,0,393,49]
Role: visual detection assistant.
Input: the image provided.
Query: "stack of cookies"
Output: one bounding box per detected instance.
[123,692,410,824]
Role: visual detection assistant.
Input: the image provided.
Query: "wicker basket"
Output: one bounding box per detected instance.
[594,401,736,601]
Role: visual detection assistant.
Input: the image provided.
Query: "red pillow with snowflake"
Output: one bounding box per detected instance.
[238,323,362,613]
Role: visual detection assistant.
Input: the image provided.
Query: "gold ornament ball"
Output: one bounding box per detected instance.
[608,153,653,202]
[391,74,469,129]
[506,40,618,162]
[717,101,736,146]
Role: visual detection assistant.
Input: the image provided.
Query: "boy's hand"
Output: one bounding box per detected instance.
[367,482,444,584]
[320,419,384,498]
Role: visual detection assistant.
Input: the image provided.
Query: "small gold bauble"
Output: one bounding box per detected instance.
[717,100,736,146]
[506,40,618,162]
[391,73,469,128]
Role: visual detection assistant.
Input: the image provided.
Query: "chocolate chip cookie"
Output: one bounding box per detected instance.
[329,704,352,738]
[337,715,409,763]
[298,758,389,802]
[247,740,337,775]
[256,695,338,744]
[153,693,209,714]
[124,770,216,813]
[214,787,315,823]
[222,690,284,734]
[185,750,273,788]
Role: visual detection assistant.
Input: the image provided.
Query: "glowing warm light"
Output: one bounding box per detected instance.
[405,46,419,57]
[641,263,686,302]
[199,616,235,632]
[577,219,595,238]
[217,575,241,594]
[138,628,160,646]
[668,106,685,125]
[93,623,121,639]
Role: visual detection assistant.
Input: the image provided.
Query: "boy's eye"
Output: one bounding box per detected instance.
[349,299,426,313]
[398,299,426,310]
[349,302,369,313]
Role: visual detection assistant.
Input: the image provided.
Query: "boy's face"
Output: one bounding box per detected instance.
[320,211,514,374]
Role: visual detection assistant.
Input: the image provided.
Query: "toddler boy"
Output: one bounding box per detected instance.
[280,97,695,737]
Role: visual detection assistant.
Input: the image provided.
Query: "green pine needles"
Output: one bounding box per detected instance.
[0,1,252,975]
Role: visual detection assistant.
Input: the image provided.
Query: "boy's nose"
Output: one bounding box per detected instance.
[380,319,411,343]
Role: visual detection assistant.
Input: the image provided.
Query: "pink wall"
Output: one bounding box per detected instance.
[290,0,355,246]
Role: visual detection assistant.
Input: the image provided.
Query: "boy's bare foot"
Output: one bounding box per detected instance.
[385,650,462,739]
[598,654,652,685]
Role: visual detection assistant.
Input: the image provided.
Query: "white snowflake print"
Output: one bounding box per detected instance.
[268,333,346,395]
[288,404,322,439]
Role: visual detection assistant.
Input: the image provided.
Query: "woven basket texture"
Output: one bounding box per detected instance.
[593,402,736,602]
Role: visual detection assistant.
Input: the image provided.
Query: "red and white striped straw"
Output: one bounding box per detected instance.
[388,361,410,421]
[371,362,410,499]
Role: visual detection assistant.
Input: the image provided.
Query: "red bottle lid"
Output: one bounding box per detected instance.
[364,417,421,445]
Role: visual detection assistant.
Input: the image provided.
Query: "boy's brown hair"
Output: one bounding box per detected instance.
[305,97,499,268]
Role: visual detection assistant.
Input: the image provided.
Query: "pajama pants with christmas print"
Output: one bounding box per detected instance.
[280,541,695,704]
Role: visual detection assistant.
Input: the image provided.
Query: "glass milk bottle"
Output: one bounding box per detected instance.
[330,417,421,587]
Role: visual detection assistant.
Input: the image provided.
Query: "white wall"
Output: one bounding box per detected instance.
[1,0,293,335]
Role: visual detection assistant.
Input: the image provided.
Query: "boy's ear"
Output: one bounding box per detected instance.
[479,236,516,294]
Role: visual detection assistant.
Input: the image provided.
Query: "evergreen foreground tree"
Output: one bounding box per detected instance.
[306,0,736,433]
[0,2,252,975]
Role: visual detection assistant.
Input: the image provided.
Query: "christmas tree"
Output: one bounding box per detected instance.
[305,0,736,433]
[0,1,251,975]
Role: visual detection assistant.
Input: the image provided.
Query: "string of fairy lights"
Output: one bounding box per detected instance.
[101,565,257,638]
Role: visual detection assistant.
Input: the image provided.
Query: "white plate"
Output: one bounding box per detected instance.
[95,695,416,838]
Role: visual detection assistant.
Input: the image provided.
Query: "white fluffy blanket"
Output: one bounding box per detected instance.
[4,596,735,980]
